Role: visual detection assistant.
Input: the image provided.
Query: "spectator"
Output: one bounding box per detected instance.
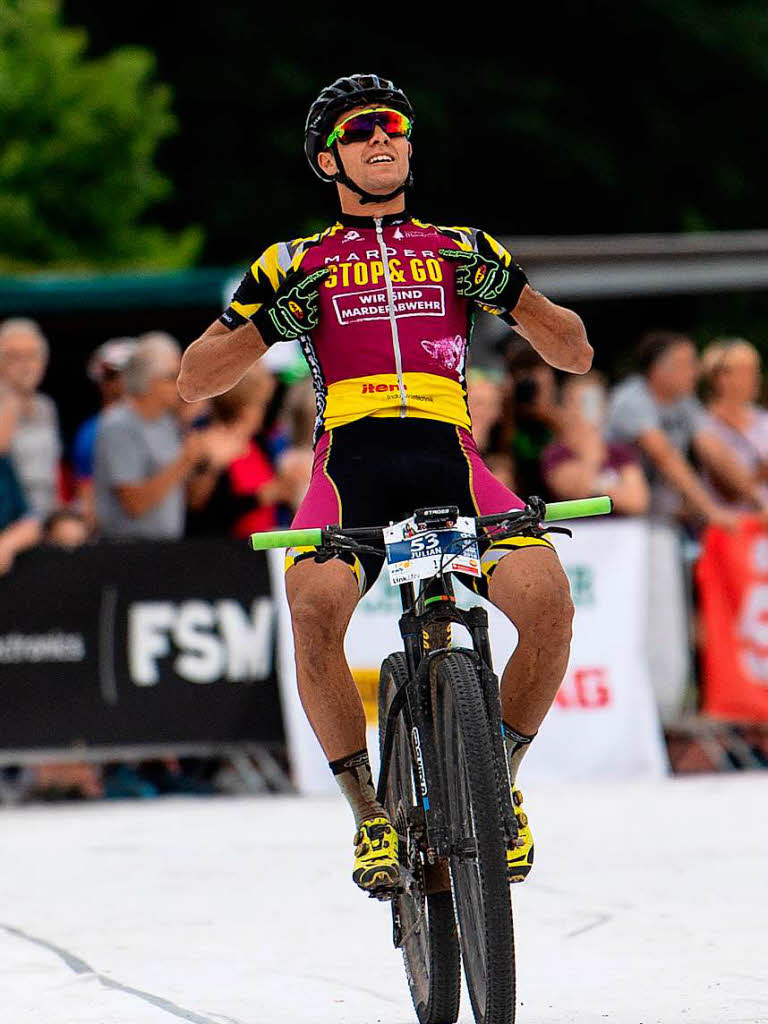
[541,372,650,515]
[467,369,504,454]
[497,337,571,499]
[0,451,40,575]
[93,333,206,540]
[605,330,768,526]
[699,337,768,508]
[43,508,89,548]
[276,377,317,510]
[466,368,517,489]
[0,318,61,519]
[71,337,137,528]
[187,367,304,538]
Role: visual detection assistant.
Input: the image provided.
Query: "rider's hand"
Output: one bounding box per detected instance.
[439,232,528,313]
[251,267,329,345]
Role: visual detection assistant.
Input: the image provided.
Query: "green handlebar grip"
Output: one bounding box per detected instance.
[543,496,613,522]
[249,527,323,551]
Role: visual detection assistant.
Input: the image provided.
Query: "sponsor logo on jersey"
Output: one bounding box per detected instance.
[324,249,441,265]
[420,334,466,370]
[342,230,363,242]
[332,286,446,325]
[361,382,406,394]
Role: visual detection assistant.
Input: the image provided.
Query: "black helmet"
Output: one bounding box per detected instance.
[305,74,414,202]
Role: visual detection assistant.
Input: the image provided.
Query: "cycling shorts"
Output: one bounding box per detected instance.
[284,417,554,599]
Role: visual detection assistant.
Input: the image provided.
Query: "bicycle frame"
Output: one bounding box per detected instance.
[376,572,519,864]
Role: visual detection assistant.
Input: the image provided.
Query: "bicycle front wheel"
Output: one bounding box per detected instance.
[435,651,515,1024]
[379,652,461,1024]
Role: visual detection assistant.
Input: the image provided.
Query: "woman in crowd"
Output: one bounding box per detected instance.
[541,372,650,515]
[187,366,306,538]
[699,337,768,507]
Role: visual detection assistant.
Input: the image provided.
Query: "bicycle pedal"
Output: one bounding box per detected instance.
[368,882,403,902]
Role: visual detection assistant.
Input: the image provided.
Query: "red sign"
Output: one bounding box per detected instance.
[555,667,612,710]
[697,519,768,721]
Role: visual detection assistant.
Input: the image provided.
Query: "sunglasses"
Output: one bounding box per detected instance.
[326,107,412,148]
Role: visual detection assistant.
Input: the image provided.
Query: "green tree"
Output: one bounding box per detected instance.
[0,0,202,269]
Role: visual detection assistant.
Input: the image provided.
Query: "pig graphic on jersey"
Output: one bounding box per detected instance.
[420,334,466,371]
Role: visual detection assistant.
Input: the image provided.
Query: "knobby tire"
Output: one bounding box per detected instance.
[379,653,461,1024]
[435,651,516,1024]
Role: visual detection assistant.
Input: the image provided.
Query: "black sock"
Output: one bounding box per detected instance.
[329,748,386,827]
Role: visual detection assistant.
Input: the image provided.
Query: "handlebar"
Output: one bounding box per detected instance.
[543,496,612,521]
[249,496,613,552]
[249,527,323,551]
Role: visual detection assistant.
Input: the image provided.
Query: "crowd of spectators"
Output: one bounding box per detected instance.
[2,317,768,793]
[0,324,318,560]
[5,318,767,557]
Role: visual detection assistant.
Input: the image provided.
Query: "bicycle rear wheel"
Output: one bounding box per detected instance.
[435,651,515,1024]
[379,653,461,1024]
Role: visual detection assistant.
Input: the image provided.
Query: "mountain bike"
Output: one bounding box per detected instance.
[250,495,611,1024]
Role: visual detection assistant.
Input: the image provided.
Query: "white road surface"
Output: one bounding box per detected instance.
[0,774,765,1024]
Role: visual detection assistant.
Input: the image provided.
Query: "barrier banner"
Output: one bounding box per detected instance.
[0,541,282,749]
[272,519,667,793]
[697,519,768,721]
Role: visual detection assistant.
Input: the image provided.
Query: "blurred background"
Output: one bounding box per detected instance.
[2,0,768,800]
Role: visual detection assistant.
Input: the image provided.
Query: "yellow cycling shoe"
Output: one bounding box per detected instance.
[506,788,534,883]
[352,817,400,897]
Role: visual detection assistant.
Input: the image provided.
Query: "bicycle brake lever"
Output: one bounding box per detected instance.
[543,525,572,538]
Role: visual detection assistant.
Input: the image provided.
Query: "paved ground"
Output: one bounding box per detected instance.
[0,774,765,1024]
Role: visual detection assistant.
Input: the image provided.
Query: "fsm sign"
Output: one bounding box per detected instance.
[128,599,274,685]
[0,541,283,749]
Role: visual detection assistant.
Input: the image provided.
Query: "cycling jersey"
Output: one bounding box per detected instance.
[220,211,519,444]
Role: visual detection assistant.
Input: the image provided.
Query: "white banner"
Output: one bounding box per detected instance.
[271,519,668,794]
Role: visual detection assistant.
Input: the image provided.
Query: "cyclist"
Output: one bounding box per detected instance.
[178,74,593,895]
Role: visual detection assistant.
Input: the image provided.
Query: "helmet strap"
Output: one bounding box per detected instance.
[330,142,412,206]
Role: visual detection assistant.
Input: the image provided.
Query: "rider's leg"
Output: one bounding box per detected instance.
[488,545,574,781]
[286,556,386,825]
[486,545,573,882]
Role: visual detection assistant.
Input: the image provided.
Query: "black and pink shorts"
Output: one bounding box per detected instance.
[285,417,553,598]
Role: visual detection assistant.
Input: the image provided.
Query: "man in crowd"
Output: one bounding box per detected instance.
[500,337,585,498]
[72,337,137,528]
[0,318,61,519]
[94,333,206,540]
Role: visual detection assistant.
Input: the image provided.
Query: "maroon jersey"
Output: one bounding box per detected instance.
[221,211,519,443]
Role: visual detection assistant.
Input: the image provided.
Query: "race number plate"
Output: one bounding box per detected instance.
[383,516,481,586]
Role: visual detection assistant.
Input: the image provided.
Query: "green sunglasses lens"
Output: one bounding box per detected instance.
[326,108,411,148]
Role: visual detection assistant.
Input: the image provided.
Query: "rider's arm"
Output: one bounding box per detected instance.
[511,287,593,375]
[178,245,284,403]
[465,230,591,375]
[178,319,267,403]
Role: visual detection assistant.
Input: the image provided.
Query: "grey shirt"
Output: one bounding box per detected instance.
[10,393,61,520]
[605,375,704,518]
[94,402,185,540]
